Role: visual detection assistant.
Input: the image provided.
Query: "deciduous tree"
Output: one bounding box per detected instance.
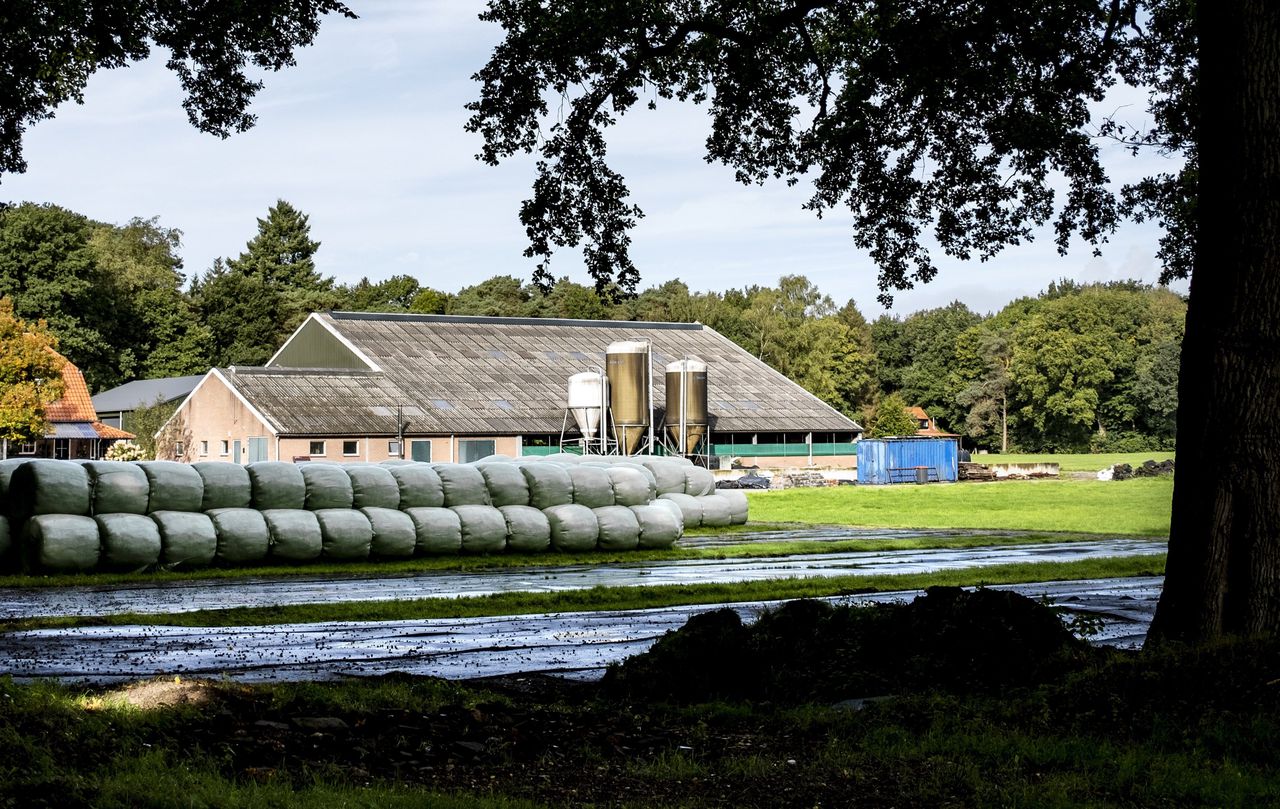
[0,297,64,452]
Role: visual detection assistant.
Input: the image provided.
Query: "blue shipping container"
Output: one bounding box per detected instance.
[856,438,958,485]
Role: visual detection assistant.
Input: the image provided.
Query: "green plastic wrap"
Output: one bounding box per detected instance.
[613,461,658,501]
[479,463,530,507]
[0,515,9,563]
[629,504,683,548]
[404,507,462,555]
[683,466,716,497]
[520,464,574,509]
[593,505,640,551]
[659,492,704,529]
[346,465,401,509]
[651,496,689,530]
[262,509,323,561]
[361,507,416,558]
[433,464,492,507]
[451,505,507,554]
[567,465,614,508]
[150,511,218,567]
[83,461,149,515]
[8,459,90,523]
[247,462,306,510]
[300,464,354,510]
[498,505,550,553]
[389,464,444,508]
[0,458,30,502]
[696,494,733,528]
[95,513,162,569]
[639,458,689,495]
[543,503,598,552]
[138,461,204,513]
[207,507,271,564]
[24,514,99,571]
[606,466,651,507]
[193,462,252,510]
[717,489,750,525]
[314,508,372,560]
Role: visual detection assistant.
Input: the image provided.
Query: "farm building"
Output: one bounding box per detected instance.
[161,312,861,467]
[910,406,960,438]
[92,375,204,433]
[4,349,135,460]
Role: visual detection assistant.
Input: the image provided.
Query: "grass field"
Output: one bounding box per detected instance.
[979,451,1176,472]
[748,477,1173,536]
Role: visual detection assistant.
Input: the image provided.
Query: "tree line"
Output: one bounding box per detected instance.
[0,199,1183,453]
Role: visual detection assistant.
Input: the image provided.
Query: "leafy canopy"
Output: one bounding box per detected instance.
[0,297,65,443]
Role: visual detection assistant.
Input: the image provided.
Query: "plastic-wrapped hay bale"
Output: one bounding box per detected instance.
[474,455,514,465]
[683,466,716,497]
[150,511,217,567]
[521,464,574,509]
[629,504,683,548]
[659,492,704,528]
[83,461,149,515]
[718,489,750,525]
[479,463,530,507]
[95,513,161,569]
[315,508,372,560]
[0,515,9,560]
[542,452,585,464]
[262,509,322,562]
[639,458,689,495]
[193,462,251,510]
[347,465,401,509]
[379,459,415,467]
[138,461,204,513]
[614,461,658,501]
[593,505,640,551]
[498,505,550,553]
[248,462,306,511]
[389,464,444,508]
[24,514,99,571]
[8,459,90,522]
[0,458,30,500]
[606,466,651,507]
[207,508,271,565]
[697,494,734,528]
[567,465,614,508]
[361,507,416,558]
[543,503,598,552]
[404,507,462,555]
[300,464,353,510]
[433,464,491,507]
[450,505,507,554]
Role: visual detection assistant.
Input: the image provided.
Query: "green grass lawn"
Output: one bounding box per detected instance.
[749,477,1173,536]
[978,451,1176,472]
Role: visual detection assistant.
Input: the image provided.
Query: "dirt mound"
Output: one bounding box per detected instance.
[603,587,1094,704]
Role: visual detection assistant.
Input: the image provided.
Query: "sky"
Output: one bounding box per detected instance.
[2,1,1188,317]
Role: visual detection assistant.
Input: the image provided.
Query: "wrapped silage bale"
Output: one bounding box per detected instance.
[95,513,162,569]
[498,505,550,553]
[404,507,462,555]
[207,508,271,565]
[262,509,322,562]
[83,461,149,515]
[683,466,716,497]
[639,458,688,495]
[0,515,9,560]
[7,459,90,523]
[593,505,640,551]
[658,492,703,528]
[300,464,354,510]
[650,496,685,526]
[474,454,514,464]
[697,494,734,528]
[150,511,217,567]
[248,462,306,510]
[433,464,491,506]
[567,465,614,508]
[314,508,372,560]
[717,489,750,525]
[521,464,574,509]
[139,461,204,513]
[24,514,99,571]
[479,463,530,507]
[379,459,415,467]
[451,505,507,554]
[542,452,585,464]
[361,507,416,558]
[0,458,30,501]
[193,462,252,510]
[629,503,683,548]
[389,464,444,508]
[543,503,598,552]
[347,465,401,509]
[613,461,658,501]
[606,466,651,507]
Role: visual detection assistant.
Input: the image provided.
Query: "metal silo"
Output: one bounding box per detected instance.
[665,357,708,456]
[567,371,609,453]
[606,340,651,455]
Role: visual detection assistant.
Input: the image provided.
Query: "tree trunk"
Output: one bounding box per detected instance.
[1149,0,1280,643]
[1000,395,1008,454]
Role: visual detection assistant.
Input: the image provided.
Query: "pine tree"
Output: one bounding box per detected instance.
[227,200,327,291]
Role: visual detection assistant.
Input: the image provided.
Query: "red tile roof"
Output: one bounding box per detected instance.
[93,421,135,440]
[43,349,99,422]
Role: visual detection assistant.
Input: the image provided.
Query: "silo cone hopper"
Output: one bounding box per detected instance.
[665,357,708,455]
[606,340,651,455]
[567,371,608,451]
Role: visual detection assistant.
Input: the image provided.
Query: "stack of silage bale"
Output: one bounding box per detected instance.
[0,452,748,573]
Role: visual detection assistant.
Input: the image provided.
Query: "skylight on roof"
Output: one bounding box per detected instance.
[432,399,454,410]
[738,400,762,411]
[492,399,514,410]
[569,351,588,361]
[486,349,509,360]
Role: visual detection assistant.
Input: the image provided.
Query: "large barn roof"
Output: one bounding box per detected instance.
[220,312,860,436]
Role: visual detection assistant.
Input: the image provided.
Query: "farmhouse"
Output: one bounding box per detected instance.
[163,312,861,467]
[7,349,135,460]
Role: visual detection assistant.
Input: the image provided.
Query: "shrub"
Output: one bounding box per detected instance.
[104,441,147,462]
